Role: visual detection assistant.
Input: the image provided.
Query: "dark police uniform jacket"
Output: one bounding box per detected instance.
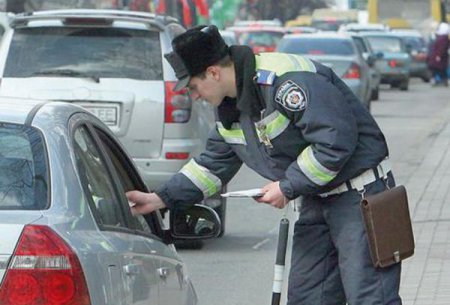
[156,46,389,209]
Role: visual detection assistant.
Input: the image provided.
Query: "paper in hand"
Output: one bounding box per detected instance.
[221,188,265,198]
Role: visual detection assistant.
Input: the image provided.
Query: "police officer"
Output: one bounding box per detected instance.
[126,25,402,305]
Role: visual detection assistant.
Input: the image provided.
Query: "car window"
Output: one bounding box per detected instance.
[0,123,48,210]
[93,126,154,235]
[352,37,368,54]
[366,36,402,53]
[238,31,284,47]
[278,38,356,55]
[4,26,163,80]
[73,125,128,228]
[402,36,426,51]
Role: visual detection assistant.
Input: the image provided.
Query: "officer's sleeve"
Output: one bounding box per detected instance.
[275,73,358,198]
[155,126,243,210]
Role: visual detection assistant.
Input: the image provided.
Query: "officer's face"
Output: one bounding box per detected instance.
[187,68,224,106]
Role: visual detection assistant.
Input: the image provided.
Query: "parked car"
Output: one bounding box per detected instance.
[277,32,372,109]
[338,22,390,33]
[360,32,411,90]
[226,25,286,53]
[392,29,431,82]
[350,33,382,100]
[0,98,221,305]
[0,9,227,236]
[0,12,10,42]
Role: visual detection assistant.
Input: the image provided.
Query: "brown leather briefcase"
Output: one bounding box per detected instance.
[361,185,415,268]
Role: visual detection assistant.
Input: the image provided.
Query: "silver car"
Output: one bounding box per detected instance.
[277,32,372,110]
[0,98,220,305]
[0,9,227,236]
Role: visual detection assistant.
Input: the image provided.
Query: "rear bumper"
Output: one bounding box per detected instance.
[380,72,408,84]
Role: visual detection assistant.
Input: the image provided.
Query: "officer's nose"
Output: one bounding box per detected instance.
[189,91,201,101]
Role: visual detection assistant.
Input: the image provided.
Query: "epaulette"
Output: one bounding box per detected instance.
[255,69,277,85]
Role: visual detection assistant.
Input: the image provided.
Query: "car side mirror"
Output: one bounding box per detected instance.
[170,204,221,239]
[375,51,384,59]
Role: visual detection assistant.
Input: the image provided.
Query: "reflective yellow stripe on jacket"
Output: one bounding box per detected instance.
[217,122,247,145]
[255,110,290,142]
[180,159,222,197]
[255,53,317,76]
[297,146,338,186]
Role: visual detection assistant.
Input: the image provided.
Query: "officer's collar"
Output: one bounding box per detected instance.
[217,46,262,129]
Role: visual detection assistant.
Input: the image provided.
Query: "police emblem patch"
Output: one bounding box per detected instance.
[275,80,307,112]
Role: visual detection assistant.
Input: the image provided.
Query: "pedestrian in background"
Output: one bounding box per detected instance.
[127,25,401,304]
[428,22,449,86]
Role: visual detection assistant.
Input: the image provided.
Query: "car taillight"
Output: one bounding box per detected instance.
[388,60,404,68]
[413,53,427,61]
[0,225,91,305]
[165,81,192,123]
[343,63,361,79]
[165,152,190,160]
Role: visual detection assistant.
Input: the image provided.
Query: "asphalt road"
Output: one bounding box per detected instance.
[178,78,450,305]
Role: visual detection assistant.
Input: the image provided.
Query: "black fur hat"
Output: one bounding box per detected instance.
[164,25,229,91]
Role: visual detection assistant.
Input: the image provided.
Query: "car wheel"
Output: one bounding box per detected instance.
[390,81,399,88]
[371,87,379,101]
[204,186,227,237]
[399,79,409,91]
[421,71,432,83]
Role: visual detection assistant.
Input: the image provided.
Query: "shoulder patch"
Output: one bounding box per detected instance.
[255,69,277,85]
[275,80,307,112]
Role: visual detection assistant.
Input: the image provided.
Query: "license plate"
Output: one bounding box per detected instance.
[81,104,119,127]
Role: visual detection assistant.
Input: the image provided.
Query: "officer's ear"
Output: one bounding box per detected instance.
[205,65,221,81]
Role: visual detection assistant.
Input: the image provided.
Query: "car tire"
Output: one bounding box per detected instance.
[371,87,379,101]
[399,79,409,91]
[421,71,432,83]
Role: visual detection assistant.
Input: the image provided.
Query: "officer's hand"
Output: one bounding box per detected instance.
[126,191,167,215]
[255,181,288,209]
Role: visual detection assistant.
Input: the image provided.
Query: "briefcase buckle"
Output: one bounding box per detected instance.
[393,251,400,263]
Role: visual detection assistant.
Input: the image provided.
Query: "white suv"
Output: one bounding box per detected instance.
[0,9,227,235]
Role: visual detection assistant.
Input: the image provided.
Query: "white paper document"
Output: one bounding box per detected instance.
[221,188,265,198]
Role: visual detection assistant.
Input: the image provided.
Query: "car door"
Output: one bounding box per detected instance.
[71,115,160,305]
[86,120,194,305]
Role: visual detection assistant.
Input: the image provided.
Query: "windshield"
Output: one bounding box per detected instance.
[4,26,163,80]
[0,123,48,210]
[365,36,403,53]
[278,38,356,56]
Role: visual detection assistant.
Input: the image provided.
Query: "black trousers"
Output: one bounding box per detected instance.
[287,177,402,305]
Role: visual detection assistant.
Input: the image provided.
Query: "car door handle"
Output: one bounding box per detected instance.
[157,267,171,279]
[123,264,140,276]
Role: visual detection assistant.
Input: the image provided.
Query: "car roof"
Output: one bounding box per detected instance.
[227,25,286,33]
[0,97,85,125]
[359,31,404,38]
[283,32,353,40]
[0,97,43,124]
[11,9,179,29]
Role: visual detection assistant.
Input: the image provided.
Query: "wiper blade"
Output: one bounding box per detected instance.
[29,69,100,83]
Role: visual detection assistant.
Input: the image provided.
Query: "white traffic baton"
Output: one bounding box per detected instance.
[271,217,289,305]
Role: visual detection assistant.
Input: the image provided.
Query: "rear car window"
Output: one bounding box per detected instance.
[365,36,402,53]
[4,26,163,80]
[278,38,355,55]
[0,123,48,210]
[238,31,284,47]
